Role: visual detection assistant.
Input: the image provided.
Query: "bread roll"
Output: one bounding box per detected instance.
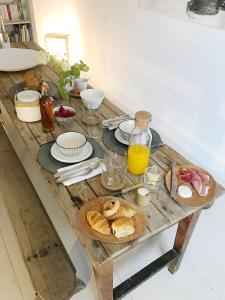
[102,199,120,218]
[111,217,135,238]
[87,211,111,235]
[107,205,137,220]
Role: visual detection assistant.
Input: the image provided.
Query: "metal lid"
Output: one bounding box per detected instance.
[16,90,40,103]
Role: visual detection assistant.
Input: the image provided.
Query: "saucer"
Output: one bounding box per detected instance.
[115,128,129,146]
[51,141,93,163]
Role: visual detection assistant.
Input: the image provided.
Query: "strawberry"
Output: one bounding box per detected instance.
[59,106,65,113]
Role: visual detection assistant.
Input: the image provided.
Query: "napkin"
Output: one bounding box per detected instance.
[56,158,105,187]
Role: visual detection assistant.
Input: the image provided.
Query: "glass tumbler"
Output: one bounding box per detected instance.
[101,156,126,191]
[143,165,162,200]
[83,105,102,139]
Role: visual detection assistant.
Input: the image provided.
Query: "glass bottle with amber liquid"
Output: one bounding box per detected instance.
[40,85,54,132]
[127,111,152,175]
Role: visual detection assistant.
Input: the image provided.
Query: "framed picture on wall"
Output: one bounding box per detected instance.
[140,0,225,29]
[45,33,70,62]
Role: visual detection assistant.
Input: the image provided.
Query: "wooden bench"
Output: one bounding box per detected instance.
[0,124,78,300]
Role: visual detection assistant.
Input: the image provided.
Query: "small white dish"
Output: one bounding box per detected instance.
[56,132,87,156]
[80,89,104,109]
[115,128,129,145]
[75,78,88,92]
[51,141,93,163]
[53,106,76,123]
[118,119,135,142]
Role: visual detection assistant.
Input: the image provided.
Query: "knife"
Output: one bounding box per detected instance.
[111,183,143,196]
[170,160,177,199]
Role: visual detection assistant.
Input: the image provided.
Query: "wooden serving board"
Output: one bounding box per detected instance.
[166,165,216,208]
[78,197,147,243]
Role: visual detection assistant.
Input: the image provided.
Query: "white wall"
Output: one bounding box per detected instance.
[32,0,83,63]
[75,0,225,185]
[32,0,225,185]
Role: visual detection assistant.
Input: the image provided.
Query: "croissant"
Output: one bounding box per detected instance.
[87,211,111,235]
[107,205,137,220]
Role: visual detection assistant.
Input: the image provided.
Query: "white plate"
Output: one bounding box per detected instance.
[115,128,129,145]
[51,141,93,163]
[0,48,38,72]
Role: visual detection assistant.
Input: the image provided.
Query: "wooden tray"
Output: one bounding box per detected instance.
[78,197,147,243]
[166,165,216,208]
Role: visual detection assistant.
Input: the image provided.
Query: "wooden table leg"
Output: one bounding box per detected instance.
[94,260,113,300]
[168,210,201,274]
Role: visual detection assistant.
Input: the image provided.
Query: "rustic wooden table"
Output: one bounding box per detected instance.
[0,42,224,300]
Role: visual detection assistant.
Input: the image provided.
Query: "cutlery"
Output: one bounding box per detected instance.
[111,183,143,196]
[56,160,101,183]
[102,114,130,128]
[170,160,177,199]
[54,158,100,178]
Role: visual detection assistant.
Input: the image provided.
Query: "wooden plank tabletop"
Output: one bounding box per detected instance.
[0,42,224,269]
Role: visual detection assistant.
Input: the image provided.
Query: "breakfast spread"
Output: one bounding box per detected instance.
[87,198,137,238]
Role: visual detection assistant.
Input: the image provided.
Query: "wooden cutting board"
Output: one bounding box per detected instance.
[78,196,147,243]
[166,165,216,208]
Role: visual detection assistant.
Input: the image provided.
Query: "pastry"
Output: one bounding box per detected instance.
[102,199,120,218]
[87,211,111,235]
[107,205,137,220]
[111,217,135,238]
[24,69,42,90]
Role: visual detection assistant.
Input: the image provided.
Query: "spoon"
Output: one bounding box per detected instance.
[56,160,101,183]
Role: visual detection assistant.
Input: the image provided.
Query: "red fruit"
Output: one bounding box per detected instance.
[61,110,68,117]
[59,106,65,113]
[70,111,75,117]
[55,111,60,117]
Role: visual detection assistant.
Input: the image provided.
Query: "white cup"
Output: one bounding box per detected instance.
[75,78,88,92]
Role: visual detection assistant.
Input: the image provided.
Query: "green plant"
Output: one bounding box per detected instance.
[57,60,89,100]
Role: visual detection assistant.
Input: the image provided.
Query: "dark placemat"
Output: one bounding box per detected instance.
[102,128,163,156]
[9,81,60,101]
[37,137,104,174]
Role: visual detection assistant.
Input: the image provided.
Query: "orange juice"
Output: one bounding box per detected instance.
[127,144,150,175]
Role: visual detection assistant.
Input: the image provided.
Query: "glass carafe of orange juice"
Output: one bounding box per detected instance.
[127,111,152,175]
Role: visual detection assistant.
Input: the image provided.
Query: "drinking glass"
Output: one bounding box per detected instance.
[143,165,162,200]
[83,105,102,139]
[101,155,126,191]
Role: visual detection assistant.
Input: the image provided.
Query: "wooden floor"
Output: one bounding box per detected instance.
[0,124,77,300]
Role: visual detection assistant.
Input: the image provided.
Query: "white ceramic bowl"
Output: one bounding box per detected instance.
[53,106,76,123]
[56,132,87,156]
[80,89,104,109]
[118,119,135,141]
[75,77,88,92]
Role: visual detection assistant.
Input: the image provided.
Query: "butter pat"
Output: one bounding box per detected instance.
[178,185,192,198]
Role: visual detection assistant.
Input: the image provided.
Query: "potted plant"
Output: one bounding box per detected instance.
[37,50,89,100]
[57,60,89,100]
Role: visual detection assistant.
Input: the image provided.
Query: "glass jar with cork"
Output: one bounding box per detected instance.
[127,111,152,175]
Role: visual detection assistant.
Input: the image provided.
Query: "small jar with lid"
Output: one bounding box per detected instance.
[127,111,152,175]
